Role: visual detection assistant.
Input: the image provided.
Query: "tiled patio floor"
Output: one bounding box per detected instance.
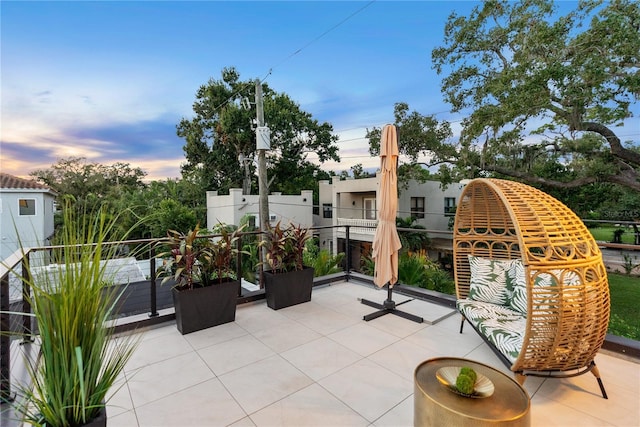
[7,280,640,426]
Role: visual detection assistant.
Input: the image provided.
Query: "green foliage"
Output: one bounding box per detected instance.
[607,272,640,341]
[608,314,640,341]
[303,239,345,277]
[30,157,209,242]
[159,223,245,290]
[177,67,340,196]
[367,103,453,187]
[614,228,627,244]
[398,252,427,286]
[31,156,146,214]
[154,199,199,238]
[360,254,375,276]
[9,203,141,426]
[396,217,431,251]
[260,222,312,273]
[238,214,260,283]
[588,225,636,244]
[361,250,454,294]
[430,0,640,191]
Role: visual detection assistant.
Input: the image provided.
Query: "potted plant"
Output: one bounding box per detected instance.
[9,204,140,427]
[260,222,314,310]
[160,223,244,334]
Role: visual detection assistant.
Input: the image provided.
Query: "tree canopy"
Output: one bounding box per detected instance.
[177,67,340,196]
[428,0,640,190]
[366,102,452,186]
[30,156,147,210]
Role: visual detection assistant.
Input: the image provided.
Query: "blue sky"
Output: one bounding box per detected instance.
[4,0,633,183]
[1,0,484,180]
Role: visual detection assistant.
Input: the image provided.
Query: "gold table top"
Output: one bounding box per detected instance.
[414,357,530,424]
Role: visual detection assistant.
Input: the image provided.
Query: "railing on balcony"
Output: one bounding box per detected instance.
[0,225,364,402]
[336,218,377,241]
[3,222,637,404]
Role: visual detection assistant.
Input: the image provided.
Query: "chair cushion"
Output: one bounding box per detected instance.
[509,268,581,314]
[467,255,515,305]
[457,298,525,364]
[506,260,527,314]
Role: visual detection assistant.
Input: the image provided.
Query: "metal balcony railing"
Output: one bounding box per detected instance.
[0,225,363,401]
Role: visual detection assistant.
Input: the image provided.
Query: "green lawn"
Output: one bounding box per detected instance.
[588,225,636,244]
[608,272,640,341]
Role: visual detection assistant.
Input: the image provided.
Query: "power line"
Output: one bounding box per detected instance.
[263,1,377,81]
[205,1,378,123]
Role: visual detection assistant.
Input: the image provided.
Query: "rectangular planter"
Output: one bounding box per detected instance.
[263,266,314,310]
[171,280,239,334]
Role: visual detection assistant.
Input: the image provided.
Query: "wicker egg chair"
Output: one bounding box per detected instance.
[453,178,610,398]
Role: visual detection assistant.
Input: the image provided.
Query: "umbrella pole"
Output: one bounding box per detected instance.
[360,284,423,323]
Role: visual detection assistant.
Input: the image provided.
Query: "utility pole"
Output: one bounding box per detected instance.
[255,79,270,236]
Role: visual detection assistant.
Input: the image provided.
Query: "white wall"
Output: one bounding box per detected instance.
[318,177,467,254]
[397,180,465,232]
[0,190,56,262]
[206,189,314,230]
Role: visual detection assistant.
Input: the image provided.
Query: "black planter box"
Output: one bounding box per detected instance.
[171,280,239,334]
[84,405,107,427]
[263,266,314,310]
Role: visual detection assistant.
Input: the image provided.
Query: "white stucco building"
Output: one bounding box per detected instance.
[317,176,467,270]
[0,173,57,264]
[206,188,314,230]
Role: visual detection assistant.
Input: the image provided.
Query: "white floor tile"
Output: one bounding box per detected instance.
[281,336,362,381]
[183,321,249,350]
[252,318,322,353]
[319,358,413,422]
[219,354,313,415]
[530,394,615,426]
[71,280,640,427]
[107,409,139,427]
[134,378,247,427]
[124,329,192,372]
[372,394,413,427]
[249,383,369,426]
[328,322,401,357]
[126,351,214,408]
[197,334,275,376]
[368,339,440,383]
[296,305,361,335]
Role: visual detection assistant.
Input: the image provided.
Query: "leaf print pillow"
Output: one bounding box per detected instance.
[467,255,515,305]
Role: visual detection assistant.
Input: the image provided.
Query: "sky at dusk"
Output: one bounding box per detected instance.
[2,1,637,182]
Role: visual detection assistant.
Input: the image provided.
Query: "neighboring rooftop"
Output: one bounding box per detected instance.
[0,173,54,192]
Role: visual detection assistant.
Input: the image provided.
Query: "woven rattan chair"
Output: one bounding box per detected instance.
[453,178,610,398]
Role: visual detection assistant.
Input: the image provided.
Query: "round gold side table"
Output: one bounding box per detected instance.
[414,357,530,427]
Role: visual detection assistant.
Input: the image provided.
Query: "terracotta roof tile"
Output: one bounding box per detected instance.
[0,173,53,191]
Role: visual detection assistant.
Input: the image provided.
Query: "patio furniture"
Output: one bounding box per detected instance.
[453,178,610,398]
[414,357,530,427]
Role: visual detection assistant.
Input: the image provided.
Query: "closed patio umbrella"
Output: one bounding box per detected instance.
[360,124,422,323]
[372,124,401,288]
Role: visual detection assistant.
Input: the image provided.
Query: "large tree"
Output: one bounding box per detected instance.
[177,67,340,196]
[366,102,453,186]
[31,157,147,210]
[430,0,640,190]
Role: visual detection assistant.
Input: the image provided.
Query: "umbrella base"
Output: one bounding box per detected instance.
[360,285,423,323]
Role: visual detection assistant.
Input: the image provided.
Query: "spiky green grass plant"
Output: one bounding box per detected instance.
[13,204,141,426]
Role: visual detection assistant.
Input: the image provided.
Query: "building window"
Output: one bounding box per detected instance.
[323,203,333,219]
[411,197,425,219]
[364,198,376,220]
[444,197,456,216]
[19,199,36,216]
